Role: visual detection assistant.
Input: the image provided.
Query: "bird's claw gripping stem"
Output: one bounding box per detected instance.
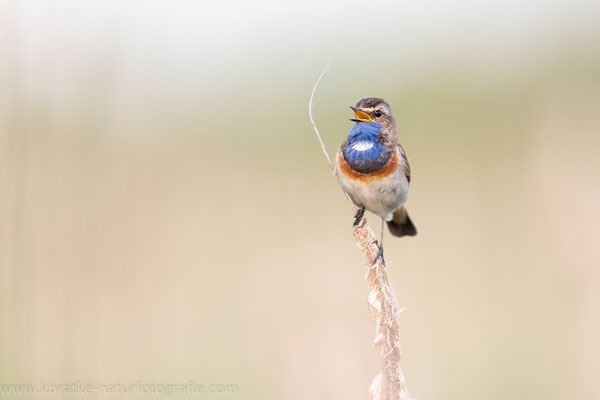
[353,207,365,227]
[370,240,385,266]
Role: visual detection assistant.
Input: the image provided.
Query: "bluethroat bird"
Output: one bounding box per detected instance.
[334,98,417,263]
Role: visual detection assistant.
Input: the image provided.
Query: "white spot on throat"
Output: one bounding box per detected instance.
[352,141,374,152]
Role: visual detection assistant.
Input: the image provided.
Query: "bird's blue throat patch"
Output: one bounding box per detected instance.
[342,122,393,174]
[344,122,386,161]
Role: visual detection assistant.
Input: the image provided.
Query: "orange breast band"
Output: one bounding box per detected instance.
[337,148,399,184]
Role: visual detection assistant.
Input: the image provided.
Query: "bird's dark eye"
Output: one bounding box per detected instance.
[374,110,383,118]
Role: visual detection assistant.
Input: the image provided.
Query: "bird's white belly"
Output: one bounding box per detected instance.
[335,166,409,221]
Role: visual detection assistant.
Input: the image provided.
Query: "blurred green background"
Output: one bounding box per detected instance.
[1,1,600,399]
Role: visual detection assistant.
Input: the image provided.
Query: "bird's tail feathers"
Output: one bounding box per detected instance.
[387,207,417,237]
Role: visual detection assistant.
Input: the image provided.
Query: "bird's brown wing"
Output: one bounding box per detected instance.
[398,144,411,183]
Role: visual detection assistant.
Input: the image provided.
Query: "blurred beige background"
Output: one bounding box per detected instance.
[1,1,600,399]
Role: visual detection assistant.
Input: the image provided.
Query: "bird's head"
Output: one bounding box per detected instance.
[349,97,396,134]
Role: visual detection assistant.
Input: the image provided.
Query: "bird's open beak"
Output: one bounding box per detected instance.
[349,106,372,122]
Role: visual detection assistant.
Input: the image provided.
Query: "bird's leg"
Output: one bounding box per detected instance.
[353,207,365,227]
[380,216,385,249]
[370,217,386,266]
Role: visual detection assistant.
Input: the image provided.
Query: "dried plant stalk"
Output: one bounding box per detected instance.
[309,62,413,400]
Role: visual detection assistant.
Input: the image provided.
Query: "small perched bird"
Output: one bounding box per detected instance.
[334,97,416,262]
